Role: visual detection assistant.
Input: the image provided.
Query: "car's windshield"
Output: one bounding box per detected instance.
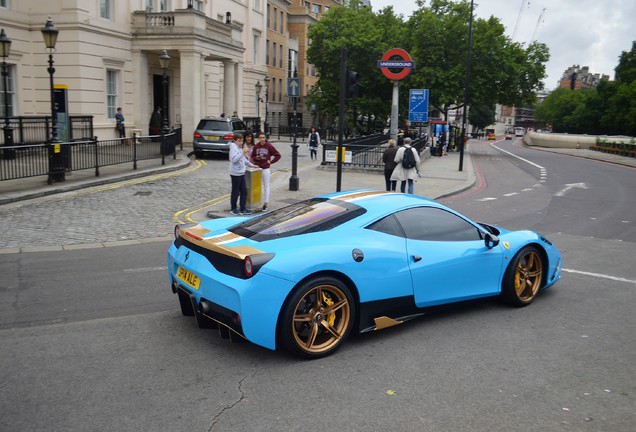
[231,198,366,241]
[199,120,231,131]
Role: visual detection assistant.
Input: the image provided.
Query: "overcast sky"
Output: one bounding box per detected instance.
[370,0,636,90]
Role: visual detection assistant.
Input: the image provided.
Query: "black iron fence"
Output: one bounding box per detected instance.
[0,127,181,182]
[321,134,427,169]
[0,115,94,145]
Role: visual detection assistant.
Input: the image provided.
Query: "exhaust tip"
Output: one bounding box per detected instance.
[199,300,212,315]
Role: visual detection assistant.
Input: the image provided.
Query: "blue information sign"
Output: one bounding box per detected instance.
[409,89,429,123]
[287,77,300,98]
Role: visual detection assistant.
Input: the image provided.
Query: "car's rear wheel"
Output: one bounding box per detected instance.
[280,277,355,359]
[502,246,544,306]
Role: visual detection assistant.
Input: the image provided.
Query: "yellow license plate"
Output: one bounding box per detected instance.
[205,135,220,140]
[177,266,200,290]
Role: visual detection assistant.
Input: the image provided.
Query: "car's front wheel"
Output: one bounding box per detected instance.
[280,277,355,359]
[502,246,544,306]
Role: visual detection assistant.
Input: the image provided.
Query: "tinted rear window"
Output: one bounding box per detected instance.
[197,120,231,131]
[231,198,366,241]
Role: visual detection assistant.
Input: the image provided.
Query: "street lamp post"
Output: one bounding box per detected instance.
[1,29,15,160]
[41,17,64,183]
[255,80,262,132]
[289,69,299,191]
[159,49,170,163]
[263,76,270,135]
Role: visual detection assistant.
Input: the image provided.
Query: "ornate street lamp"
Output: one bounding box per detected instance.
[41,17,65,182]
[263,76,270,135]
[255,80,262,132]
[1,28,15,159]
[187,0,194,9]
[289,68,299,191]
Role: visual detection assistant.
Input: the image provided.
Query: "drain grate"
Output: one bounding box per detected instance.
[134,191,152,196]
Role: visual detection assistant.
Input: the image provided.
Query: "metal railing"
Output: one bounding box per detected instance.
[321,135,427,169]
[0,127,181,182]
[0,115,94,145]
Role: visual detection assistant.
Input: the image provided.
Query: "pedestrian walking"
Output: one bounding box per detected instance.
[308,126,321,160]
[391,137,420,194]
[115,107,126,138]
[382,139,398,191]
[229,133,255,215]
[251,132,281,211]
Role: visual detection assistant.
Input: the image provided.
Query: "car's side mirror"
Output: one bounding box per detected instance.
[484,233,499,249]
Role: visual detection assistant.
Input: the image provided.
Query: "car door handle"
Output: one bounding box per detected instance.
[413,255,422,262]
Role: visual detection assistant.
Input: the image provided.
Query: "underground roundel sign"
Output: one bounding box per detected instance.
[378,48,415,81]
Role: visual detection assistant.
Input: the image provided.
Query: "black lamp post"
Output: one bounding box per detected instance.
[263,76,270,135]
[289,68,299,191]
[255,80,262,132]
[42,17,64,182]
[1,28,15,160]
[159,49,170,134]
[187,0,193,8]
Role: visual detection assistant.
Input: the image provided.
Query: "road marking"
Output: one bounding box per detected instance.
[173,194,230,224]
[562,268,636,285]
[503,192,518,197]
[124,266,168,273]
[491,143,546,170]
[476,197,497,201]
[555,182,588,197]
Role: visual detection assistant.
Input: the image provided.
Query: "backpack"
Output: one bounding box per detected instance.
[401,147,417,169]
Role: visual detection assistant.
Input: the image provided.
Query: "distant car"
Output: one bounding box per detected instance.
[487,132,497,140]
[193,117,247,157]
[505,134,512,140]
[167,191,562,359]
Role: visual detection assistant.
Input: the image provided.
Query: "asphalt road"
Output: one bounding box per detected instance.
[1,141,635,432]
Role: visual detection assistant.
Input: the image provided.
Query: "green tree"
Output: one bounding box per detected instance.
[468,103,496,131]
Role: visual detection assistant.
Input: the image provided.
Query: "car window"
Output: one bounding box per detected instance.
[231,121,247,130]
[198,120,230,131]
[366,214,405,237]
[231,198,366,241]
[393,207,483,242]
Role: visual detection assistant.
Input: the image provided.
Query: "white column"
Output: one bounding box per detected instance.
[223,61,236,115]
[236,63,244,117]
[180,50,203,140]
[132,49,149,134]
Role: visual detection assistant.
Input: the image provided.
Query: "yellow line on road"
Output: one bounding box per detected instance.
[173,194,230,224]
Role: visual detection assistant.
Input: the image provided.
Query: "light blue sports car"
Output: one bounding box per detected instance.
[167,190,562,359]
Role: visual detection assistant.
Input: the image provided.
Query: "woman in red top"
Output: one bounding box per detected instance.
[251,132,281,211]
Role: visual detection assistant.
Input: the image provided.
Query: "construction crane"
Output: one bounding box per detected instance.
[529,8,546,43]
[511,0,531,41]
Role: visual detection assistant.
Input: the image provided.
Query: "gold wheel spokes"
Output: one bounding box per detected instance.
[292,284,351,354]
[515,251,543,301]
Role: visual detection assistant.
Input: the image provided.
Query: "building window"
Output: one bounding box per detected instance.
[0,64,15,117]
[280,11,284,32]
[253,0,260,11]
[0,0,8,8]
[106,70,118,119]
[253,34,260,64]
[145,0,153,12]
[312,4,321,14]
[267,4,270,28]
[100,0,113,19]
[193,0,203,11]
[273,7,277,30]
[272,79,276,103]
[160,0,168,12]
[273,42,277,68]
[279,78,283,102]
[266,39,270,65]
[279,44,283,68]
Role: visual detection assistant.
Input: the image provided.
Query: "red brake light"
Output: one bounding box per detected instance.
[223,133,235,140]
[244,256,253,278]
[193,131,203,139]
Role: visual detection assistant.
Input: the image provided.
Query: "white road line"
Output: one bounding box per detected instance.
[476,197,498,201]
[503,192,518,197]
[491,143,546,170]
[562,268,636,285]
[123,266,168,273]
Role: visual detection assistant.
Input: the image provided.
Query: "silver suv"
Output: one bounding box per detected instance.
[193,116,247,157]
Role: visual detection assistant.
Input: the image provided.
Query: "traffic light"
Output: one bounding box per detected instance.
[346,68,360,98]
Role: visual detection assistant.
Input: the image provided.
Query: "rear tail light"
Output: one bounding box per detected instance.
[223,133,235,140]
[193,131,203,139]
[243,256,253,278]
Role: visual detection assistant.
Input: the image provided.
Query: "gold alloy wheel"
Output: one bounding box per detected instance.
[291,284,351,354]
[514,250,543,302]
